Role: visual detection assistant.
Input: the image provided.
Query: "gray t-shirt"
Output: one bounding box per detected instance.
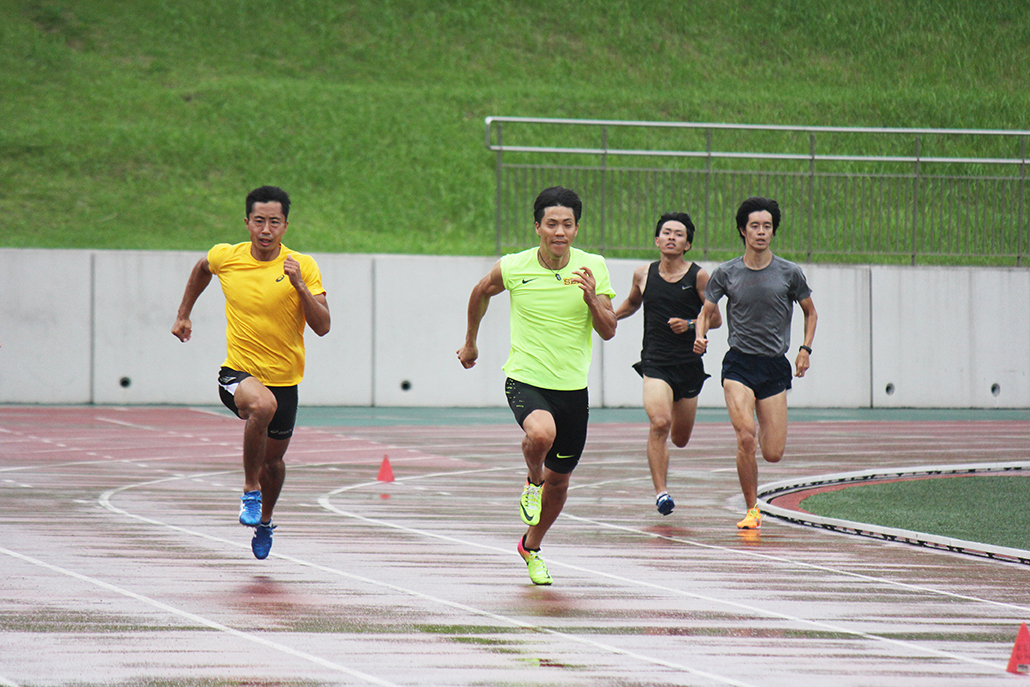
[704,255,812,357]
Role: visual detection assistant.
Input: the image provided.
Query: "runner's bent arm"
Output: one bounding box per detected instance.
[590,294,617,340]
[171,257,213,343]
[573,265,617,340]
[794,297,818,378]
[692,299,719,354]
[284,255,330,336]
[614,265,646,321]
[696,269,722,330]
[457,261,505,369]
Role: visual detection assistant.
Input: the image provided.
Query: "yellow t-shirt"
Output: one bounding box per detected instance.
[208,242,325,386]
[501,247,615,390]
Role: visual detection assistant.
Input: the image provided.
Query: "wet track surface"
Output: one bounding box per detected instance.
[1,407,1028,686]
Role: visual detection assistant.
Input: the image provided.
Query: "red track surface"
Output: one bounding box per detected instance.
[2,406,1028,686]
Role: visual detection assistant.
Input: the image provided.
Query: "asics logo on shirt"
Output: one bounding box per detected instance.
[276,275,287,282]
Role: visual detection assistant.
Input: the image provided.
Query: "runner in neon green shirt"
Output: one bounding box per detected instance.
[458,186,616,585]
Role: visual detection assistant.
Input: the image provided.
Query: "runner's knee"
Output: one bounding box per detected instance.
[736,429,757,456]
[649,414,672,437]
[240,392,277,423]
[670,427,692,448]
[524,429,555,455]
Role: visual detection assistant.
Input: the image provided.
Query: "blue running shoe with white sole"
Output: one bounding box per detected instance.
[251,522,275,559]
[239,490,262,526]
[656,492,675,516]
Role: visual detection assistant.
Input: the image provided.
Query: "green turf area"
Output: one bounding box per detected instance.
[3,1,1028,256]
[801,476,1030,551]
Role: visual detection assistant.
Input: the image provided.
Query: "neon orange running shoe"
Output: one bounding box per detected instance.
[736,506,762,530]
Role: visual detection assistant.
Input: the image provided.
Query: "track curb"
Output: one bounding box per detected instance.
[758,461,1030,566]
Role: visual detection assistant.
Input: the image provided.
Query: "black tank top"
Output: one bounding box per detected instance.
[639,261,704,364]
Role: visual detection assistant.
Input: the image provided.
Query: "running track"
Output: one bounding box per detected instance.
[1,406,1028,686]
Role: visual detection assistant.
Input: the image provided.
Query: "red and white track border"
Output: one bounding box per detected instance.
[758,461,1030,566]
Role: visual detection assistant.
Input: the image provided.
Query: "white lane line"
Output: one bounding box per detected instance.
[559,512,1030,615]
[331,472,1030,614]
[97,479,760,687]
[103,461,1030,617]
[53,414,1016,680]
[0,545,400,687]
[317,495,1005,673]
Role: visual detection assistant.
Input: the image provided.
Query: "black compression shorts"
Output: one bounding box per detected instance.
[505,378,589,474]
[217,367,299,440]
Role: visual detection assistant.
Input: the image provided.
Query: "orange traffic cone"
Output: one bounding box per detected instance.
[1007,622,1030,674]
[377,454,395,483]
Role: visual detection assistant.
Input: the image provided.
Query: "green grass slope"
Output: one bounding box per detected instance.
[2,0,1029,254]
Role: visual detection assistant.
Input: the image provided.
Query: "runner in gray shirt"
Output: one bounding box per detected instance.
[693,197,818,531]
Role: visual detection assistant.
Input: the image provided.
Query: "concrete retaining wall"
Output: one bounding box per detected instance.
[0,249,1025,408]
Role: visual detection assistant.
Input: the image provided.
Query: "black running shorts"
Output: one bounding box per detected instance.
[217,367,299,440]
[720,348,792,400]
[633,359,710,401]
[505,378,589,475]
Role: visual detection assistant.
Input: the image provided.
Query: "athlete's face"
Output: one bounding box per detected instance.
[535,205,578,259]
[740,210,774,252]
[246,201,288,260]
[655,220,690,256]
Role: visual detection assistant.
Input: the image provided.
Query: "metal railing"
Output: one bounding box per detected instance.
[486,117,1030,266]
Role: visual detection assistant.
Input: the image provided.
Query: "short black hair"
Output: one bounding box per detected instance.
[735,196,780,242]
[246,186,291,220]
[533,186,582,223]
[655,211,695,242]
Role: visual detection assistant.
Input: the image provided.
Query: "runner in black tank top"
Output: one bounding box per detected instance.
[637,261,704,366]
[615,212,721,516]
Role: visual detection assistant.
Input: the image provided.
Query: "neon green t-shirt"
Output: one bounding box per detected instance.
[500,247,616,390]
[208,242,325,386]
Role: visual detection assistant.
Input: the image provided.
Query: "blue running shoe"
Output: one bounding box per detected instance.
[239,490,262,526]
[251,522,275,559]
[656,492,675,516]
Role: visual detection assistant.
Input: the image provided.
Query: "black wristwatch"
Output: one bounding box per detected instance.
[799,345,812,354]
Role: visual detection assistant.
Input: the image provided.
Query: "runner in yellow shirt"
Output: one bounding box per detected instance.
[458,186,617,585]
[172,186,330,559]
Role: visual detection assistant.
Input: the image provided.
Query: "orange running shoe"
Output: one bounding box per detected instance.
[736,506,762,530]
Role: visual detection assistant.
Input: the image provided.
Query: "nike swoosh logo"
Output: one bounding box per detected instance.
[681,285,694,290]
[522,278,538,284]
[556,453,575,459]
